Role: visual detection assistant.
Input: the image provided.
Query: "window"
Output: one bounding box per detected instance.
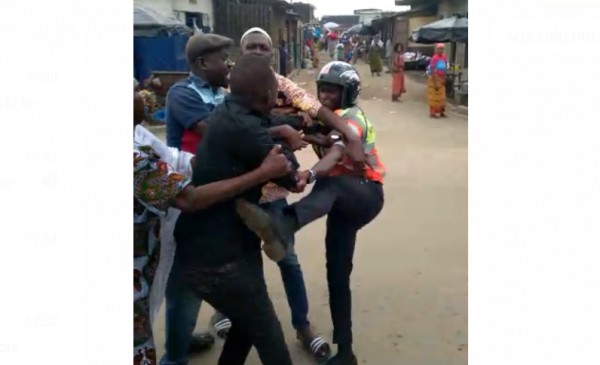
[189,0,197,4]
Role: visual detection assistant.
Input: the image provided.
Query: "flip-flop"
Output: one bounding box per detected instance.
[212,317,232,339]
[298,333,331,362]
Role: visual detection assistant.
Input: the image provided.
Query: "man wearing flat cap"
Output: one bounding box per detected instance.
[161,33,234,365]
[165,33,233,154]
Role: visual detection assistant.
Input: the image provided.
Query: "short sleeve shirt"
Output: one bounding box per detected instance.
[165,74,225,149]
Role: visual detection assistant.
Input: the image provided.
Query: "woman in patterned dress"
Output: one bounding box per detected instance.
[133,90,292,365]
[427,43,449,118]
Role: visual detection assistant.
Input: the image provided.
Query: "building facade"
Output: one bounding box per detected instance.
[134,0,214,32]
[292,2,316,24]
[212,0,302,73]
[353,9,384,26]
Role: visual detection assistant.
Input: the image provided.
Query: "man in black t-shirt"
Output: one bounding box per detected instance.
[173,54,297,365]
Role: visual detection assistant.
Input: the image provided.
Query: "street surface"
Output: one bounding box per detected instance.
[151,58,468,365]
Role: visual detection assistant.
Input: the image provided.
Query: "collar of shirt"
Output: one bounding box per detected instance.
[224,94,270,118]
[188,72,226,105]
[188,72,210,89]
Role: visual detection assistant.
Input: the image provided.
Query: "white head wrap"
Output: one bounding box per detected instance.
[240,27,272,45]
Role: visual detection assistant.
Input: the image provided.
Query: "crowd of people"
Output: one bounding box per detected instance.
[134,27,387,365]
[333,32,452,115]
[314,30,411,104]
[271,27,450,113]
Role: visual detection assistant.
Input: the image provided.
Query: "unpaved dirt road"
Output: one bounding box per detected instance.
[151,59,468,365]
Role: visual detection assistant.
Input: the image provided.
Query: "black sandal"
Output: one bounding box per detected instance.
[298,333,331,362]
[211,313,231,339]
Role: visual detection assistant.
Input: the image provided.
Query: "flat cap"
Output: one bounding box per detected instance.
[186,34,234,64]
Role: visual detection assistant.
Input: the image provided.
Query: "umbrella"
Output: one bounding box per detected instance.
[323,22,340,29]
[134,5,192,37]
[410,15,467,44]
[345,24,377,36]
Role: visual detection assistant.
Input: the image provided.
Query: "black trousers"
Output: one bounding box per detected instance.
[286,176,385,345]
[181,252,292,365]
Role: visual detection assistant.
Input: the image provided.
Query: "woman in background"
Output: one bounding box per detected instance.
[391,43,406,102]
[427,43,449,118]
[368,36,383,76]
[279,40,288,76]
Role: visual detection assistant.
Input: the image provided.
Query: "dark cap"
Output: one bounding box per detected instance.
[185,34,234,65]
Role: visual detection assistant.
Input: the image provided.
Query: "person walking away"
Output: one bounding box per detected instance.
[328,31,338,59]
[236,61,386,365]
[279,40,288,76]
[311,37,320,68]
[350,37,359,65]
[391,43,407,102]
[427,43,449,118]
[335,42,345,62]
[174,54,301,365]
[162,34,235,365]
[368,36,383,76]
[385,37,393,73]
[133,89,292,365]
[304,42,312,66]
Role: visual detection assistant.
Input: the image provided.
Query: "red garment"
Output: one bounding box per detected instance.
[392,53,406,97]
[327,32,337,40]
[181,131,202,154]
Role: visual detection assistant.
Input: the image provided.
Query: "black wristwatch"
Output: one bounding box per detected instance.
[307,169,317,184]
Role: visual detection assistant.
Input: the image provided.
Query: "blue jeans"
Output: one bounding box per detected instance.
[159,261,202,365]
[263,198,310,331]
[160,199,310,365]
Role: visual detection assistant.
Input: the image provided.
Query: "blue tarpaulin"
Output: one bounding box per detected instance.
[134,35,189,82]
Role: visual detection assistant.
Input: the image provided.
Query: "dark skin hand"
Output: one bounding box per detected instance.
[309,145,345,177]
[174,145,291,213]
[269,125,308,151]
[297,111,313,127]
[293,145,345,194]
[302,133,333,148]
[288,171,308,193]
[317,105,365,170]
